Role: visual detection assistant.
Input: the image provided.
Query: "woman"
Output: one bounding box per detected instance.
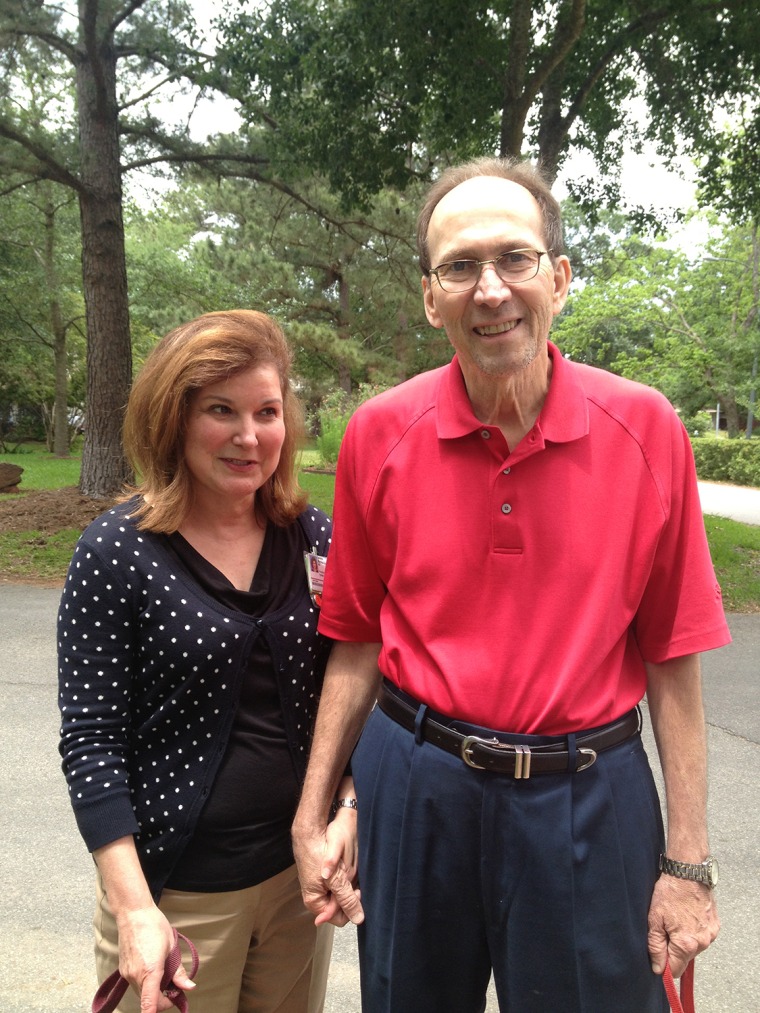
[58,311,356,1013]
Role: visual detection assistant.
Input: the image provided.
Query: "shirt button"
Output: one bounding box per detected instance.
[502,467,511,475]
[501,503,512,515]
[481,430,491,439]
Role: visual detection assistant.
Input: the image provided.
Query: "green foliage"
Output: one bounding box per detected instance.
[0,0,289,495]
[556,211,760,438]
[0,181,86,452]
[218,0,760,206]
[680,411,713,438]
[314,383,388,466]
[691,438,760,487]
[315,414,348,468]
[698,115,760,227]
[703,515,760,614]
[124,178,447,402]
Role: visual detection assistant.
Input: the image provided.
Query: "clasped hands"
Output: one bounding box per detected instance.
[293,809,364,927]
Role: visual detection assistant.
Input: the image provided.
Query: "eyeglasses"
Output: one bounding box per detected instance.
[430,249,553,293]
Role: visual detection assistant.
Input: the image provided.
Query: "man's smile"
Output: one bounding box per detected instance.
[473,320,519,337]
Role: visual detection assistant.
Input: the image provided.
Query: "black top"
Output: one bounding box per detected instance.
[165,521,307,891]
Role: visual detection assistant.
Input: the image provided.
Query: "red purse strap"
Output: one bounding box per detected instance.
[92,930,199,1013]
[663,958,695,1013]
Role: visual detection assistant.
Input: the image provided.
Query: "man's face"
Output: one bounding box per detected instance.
[421,177,571,384]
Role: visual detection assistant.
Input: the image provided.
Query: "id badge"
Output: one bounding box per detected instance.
[304,550,327,607]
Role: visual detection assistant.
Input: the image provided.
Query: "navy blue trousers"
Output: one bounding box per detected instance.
[352,706,669,1013]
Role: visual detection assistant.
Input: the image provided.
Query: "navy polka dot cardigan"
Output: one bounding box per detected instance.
[57,500,332,898]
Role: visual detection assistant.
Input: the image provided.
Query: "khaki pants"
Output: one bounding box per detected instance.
[94,865,334,1013]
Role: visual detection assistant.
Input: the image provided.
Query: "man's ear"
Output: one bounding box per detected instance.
[422,275,444,329]
[552,256,572,316]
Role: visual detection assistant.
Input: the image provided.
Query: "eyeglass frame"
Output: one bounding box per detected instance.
[428,248,554,293]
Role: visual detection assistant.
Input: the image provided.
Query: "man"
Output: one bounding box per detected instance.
[292,157,730,1012]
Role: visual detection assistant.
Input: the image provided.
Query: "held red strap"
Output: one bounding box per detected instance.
[91,929,199,1013]
[663,958,695,1013]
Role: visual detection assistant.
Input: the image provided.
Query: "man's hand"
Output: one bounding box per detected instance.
[645,656,719,977]
[293,814,364,927]
[647,874,719,978]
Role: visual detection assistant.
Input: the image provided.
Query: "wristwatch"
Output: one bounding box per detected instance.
[331,796,358,816]
[659,854,719,889]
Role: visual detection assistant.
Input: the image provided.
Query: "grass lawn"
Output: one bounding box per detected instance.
[1,446,758,611]
[0,447,82,488]
[703,515,760,614]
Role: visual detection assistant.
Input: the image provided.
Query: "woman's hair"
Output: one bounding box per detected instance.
[122,309,308,532]
[416,156,565,276]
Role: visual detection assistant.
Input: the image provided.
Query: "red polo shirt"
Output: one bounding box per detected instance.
[318,343,731,733]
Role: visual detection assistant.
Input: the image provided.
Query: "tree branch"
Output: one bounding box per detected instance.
[0,121,83,192]
[0,173,44,198]
[532,0,587,86]
[107,0,147,37]
[558,0,743,143]
[0,23,79,64]
[118,69,186,111]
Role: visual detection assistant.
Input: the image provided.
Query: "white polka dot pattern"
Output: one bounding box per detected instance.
[57,501,332,895]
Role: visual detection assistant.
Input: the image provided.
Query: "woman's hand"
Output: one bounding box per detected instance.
[94,837,196,1013]
[314,804,362,927]
[115,905,196,1012]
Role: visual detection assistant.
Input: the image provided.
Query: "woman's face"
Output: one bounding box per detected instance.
[183,364,286,509]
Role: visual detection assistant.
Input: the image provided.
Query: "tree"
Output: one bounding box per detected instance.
[218,0,760,209]
[554,216,758,436]
[125,175,448,405]
[0,180,86,453]
[697,115,760,436]
[0,0,267,495]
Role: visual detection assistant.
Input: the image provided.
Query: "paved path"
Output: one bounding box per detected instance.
[0,585,757,1012]
[698,480,760,526]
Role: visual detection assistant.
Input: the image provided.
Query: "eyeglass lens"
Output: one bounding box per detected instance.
[436,251,541,291]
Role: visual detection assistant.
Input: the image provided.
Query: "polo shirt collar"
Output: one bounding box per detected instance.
[436,341,589,445]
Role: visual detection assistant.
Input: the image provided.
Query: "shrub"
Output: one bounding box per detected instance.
[691,437,760,487]
[316,413,349,466]
[680,411,712,438]
[314,383,388,467]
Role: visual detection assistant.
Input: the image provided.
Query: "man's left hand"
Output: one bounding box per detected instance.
[647,873,719,978]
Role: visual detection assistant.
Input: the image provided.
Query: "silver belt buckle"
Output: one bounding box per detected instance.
[577,747,597,772]
[460,735,532,779]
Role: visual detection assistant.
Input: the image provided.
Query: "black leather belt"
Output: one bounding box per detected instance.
[377,681,640,779]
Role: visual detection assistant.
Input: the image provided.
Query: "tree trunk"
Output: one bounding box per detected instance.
[337,268,352,393]
[52,307,70,457]
[723,399,742,438]
[76,2,132,497]
[499,0,533,158]
[41,203,71,457]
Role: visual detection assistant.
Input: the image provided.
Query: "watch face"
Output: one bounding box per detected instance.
[706,857,719,888]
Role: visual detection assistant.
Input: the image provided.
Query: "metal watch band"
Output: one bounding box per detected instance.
[659,854,718,888]
[331,797,358,815]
